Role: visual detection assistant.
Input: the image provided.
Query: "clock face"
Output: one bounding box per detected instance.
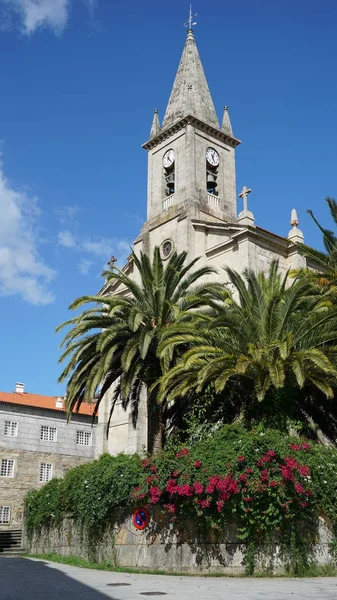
[161,239,173,259]
[206,147,220,167]
[163,149,175,168]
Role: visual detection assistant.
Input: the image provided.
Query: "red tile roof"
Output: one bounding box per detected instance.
[0,391,95,416]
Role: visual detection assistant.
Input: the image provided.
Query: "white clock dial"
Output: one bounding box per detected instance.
[206,147,220,167]
[163,149,175,168]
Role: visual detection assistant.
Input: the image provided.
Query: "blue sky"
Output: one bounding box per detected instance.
[0,0,336,396]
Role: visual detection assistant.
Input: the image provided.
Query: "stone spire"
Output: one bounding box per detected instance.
[288,209,304,243]
[161,29,219,131]
[221,106,233,136]
[149,109,161,139]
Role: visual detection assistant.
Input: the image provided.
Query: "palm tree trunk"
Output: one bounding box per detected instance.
[147,388,164,455]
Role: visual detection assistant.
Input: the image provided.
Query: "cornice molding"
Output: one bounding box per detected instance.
[142,115,241,151]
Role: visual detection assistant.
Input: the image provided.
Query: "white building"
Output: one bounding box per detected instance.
[96,28,312,457]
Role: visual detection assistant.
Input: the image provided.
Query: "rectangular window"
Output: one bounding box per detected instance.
[0,506,11,524]
[4,421,18,437]
[76,431,92,446]
[39,463,53,483]
[40,425,57,442]
[0,459,14,478]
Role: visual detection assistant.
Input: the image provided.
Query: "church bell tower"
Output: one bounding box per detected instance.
[141,28,241,246]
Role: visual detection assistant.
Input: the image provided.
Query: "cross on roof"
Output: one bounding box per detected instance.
[184,4,197,30]
[238,186,252,212]
[107,256,117,269]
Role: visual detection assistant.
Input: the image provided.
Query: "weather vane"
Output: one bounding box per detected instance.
[184,4,197,30]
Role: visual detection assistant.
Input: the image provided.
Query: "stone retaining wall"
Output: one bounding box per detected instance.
[25,512,334,574]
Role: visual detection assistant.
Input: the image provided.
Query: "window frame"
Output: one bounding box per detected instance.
[0,506,11,525]
[0,458,15,478]
[4,420,18,437]
[40,425,57,443]
[39,462,53,483]
[76,430,92,447]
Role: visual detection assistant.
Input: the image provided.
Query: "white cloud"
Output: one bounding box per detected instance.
[0,0,97,35]
[0,157,55,305]
[55,204,80,226]
[78,258,93,275]
[57,230,131,268]
[58,229,76,248]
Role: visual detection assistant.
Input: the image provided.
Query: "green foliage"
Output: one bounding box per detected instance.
[158,261,337,425]
[57,247,220,453]
[25,453,141,543]
[26,425,337,574]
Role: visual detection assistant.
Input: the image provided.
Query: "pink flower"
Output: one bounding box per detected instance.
[260,469,269,482]
[298,465,310,477]
[284,457,298,469]
[295,482,304,494]
[239,474,247,482]
[246,468,253,475]
[301,443,312,452]
[266,450,276,458]
[176,448,189,458]
[217,500,224,512]
[289,444,300,451]
[172,470,179,478]
[193,482,204,495]
[194,460,202,468]
[166,479,177,494]
[301,501,308,508]
[200,499,211,509]
[238,455,245,463]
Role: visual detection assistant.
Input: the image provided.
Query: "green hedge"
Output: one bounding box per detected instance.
[25,425,337,572]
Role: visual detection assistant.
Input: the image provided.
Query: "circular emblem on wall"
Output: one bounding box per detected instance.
[133,507,149,530]
[160,239,173,260]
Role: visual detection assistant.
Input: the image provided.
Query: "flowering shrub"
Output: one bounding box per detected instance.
[24,424,337,571]
[132,436,316,542]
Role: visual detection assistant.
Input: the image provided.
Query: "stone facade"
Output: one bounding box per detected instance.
[0,398,96,532]
[96,29,313,456]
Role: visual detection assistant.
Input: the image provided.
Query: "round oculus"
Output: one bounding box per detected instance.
[161,239,173,259]
[163,149,175,168]
[206,147,220,167]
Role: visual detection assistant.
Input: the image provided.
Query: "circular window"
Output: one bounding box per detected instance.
[161,239,173,259]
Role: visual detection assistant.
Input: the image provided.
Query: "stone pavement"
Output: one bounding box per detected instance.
[2,557,337,600]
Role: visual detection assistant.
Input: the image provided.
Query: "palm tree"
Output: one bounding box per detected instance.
[300,197,337,289]
[57,247,218,454]
[157,261,337,425]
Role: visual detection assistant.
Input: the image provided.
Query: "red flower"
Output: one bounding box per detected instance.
[269,480,278,488]
[284,457,298,469]
[239,474,247,482]
[200,498,211,509]
[289,444,300,451]
[246,468,253,475]
[245,508,250,513]
[295,482,304,494]
[176,448,189,458]
[217,500,224,512]
[172,470,179,478]
[150,464,158,473]
[266,450,276,458]
[243,496,253,503]
[301,501,308,508]
[141,458,151,468]
[176,484,194,497]
[194,460,202,468]
[238,455,245,463]
[149,486,162,504]
[166,479,177,494]
[298,465,310,477]
[301,443,312,452]
[306,490,313,497]
[260,469,269,482]
[193,482,204,495]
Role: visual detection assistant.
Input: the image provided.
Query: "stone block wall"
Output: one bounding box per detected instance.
[26,513,334,575]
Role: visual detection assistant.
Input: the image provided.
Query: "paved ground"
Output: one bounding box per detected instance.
[2,557,337,599]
